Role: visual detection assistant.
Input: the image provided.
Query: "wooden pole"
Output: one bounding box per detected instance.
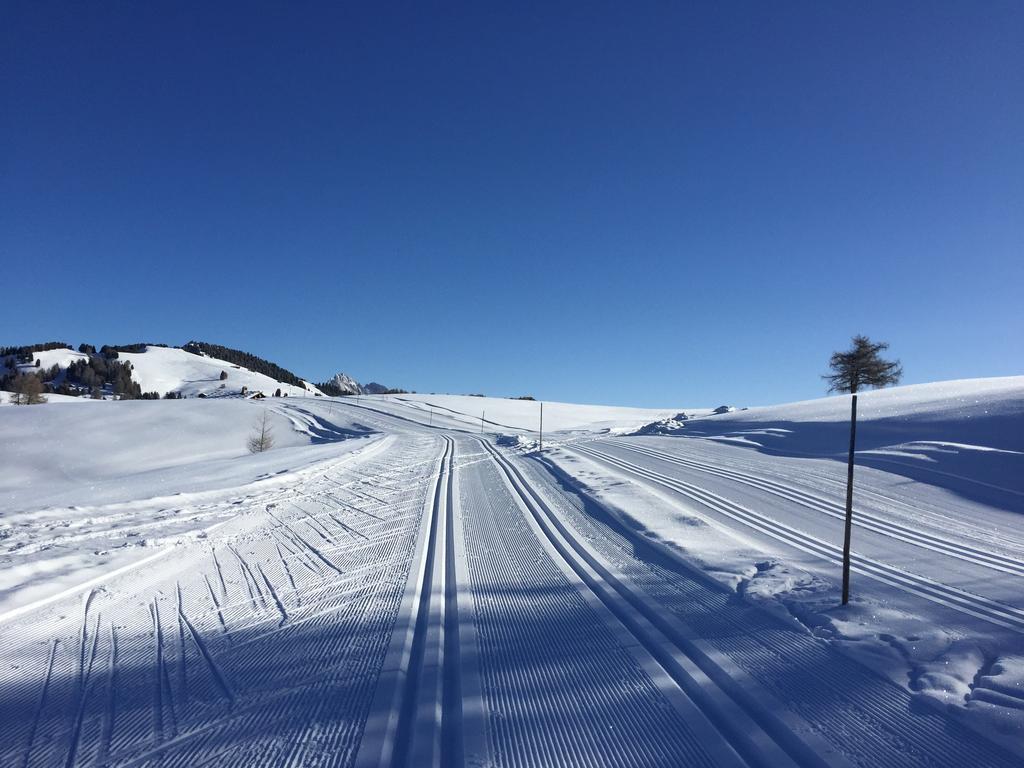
[841,392,858,605]
[481,411,485,434]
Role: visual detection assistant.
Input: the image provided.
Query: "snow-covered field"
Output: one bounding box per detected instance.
[1,377,1021,766]
[357,391,692,434]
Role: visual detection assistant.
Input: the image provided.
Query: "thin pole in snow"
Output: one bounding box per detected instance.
[539,401,543,452]
[429,407,433,427]
[481,411,485,434]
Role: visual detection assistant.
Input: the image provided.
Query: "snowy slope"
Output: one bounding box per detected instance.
[11,347,89,373]
[646,376,1024,493]
[120,345,322,398]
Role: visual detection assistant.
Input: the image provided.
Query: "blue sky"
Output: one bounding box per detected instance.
[3,3,1021,407]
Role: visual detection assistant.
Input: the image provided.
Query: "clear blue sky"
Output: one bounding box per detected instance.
[3,3,1021,407]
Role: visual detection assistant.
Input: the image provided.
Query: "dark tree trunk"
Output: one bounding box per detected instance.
[841,392,858,605]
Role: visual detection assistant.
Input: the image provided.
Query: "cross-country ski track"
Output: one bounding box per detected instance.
[1,396,1021,767]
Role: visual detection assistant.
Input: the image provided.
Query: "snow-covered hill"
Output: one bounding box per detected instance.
[120,346,321,398]
[11,347,89,373]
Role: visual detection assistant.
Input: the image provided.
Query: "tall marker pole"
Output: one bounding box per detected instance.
[481,411,485,434]
[539,402,543,452]
[841,391,858,605]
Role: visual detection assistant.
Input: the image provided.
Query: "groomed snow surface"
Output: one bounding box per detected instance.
[1,376,1022,766]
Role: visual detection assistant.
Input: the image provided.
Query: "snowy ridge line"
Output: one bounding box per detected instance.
[574,444,1024,632]
[355,436,460,768]
[606,439,1024,577]
[479,439,847,768]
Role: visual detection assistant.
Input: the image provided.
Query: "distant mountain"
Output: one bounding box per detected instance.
[323,372,362,396]
[315,373,407,397]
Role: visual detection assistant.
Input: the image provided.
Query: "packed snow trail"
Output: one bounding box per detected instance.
[572,442,1024,630]
[603,438,1024,577]
[1,434,442,767]
[514,446,1021,768]
[464,438,758,768]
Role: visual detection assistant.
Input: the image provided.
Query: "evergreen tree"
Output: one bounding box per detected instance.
[824,335,902,605]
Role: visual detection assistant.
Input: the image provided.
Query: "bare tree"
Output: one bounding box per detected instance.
[247,410,275,453]
[824,335,902,605]
[9,373,47,405]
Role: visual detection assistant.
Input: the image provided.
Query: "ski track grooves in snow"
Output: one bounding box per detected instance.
[478,438,833,768]
[573,443,1024,632]
[2,432,440,768]
[354,435,462,768]
[607,439,1024,578]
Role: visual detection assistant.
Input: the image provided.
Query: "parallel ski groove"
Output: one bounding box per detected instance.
[608,439,1024,577]
[470,440,735,768]
[576,444,1024,631]
[522,443,1020,768]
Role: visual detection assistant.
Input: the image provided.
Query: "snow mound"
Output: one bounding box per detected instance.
[632,412,690,436]
[496,433,540,452]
